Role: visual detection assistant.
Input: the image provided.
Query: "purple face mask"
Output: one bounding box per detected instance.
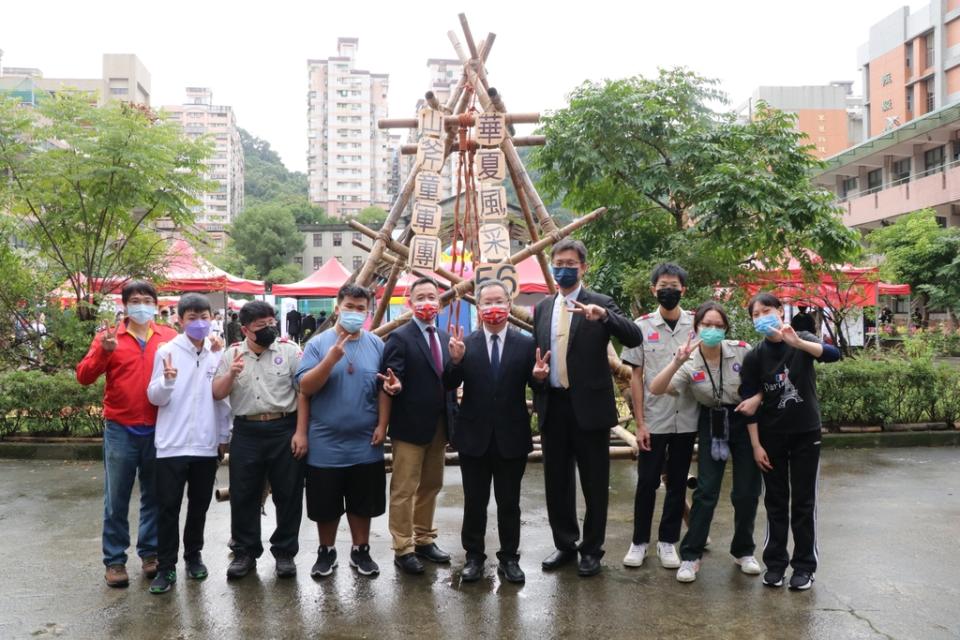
[184,319,211,340]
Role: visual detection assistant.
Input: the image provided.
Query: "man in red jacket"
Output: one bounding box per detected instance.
[77,280,178,588]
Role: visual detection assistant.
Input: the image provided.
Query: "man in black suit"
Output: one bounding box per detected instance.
[381,277,457,575]
[443,279,550,584]
[534,238,644,577]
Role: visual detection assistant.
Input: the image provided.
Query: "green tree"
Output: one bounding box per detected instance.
[229,203,305,285]
[868,209,960,325]
[239,128,308,202]
[531,69,860,310]
[0,93,211,320]
[356,206,387,224]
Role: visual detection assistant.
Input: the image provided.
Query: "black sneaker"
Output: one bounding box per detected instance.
[763,569,785,588]
[226,554,256,580]
[275,555,297,578]
[310,546,337,579]
[349,545,380,576]
[789,570,815,591]
[148,570,176,594]
[186,554,208,580]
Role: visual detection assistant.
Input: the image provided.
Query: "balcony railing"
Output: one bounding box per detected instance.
[835,156,960,203]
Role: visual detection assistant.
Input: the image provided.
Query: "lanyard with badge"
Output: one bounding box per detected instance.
[700,346,731,460]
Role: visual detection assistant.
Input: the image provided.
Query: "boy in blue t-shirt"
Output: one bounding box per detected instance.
[294,284,401,578]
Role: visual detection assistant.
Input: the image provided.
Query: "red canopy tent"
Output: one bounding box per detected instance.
[272,259,352,297]
[516,256,551,294]
[158,239,264,295]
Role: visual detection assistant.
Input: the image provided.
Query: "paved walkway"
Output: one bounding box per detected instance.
[1,447,957,639]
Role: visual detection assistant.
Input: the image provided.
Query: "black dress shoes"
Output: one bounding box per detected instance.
[497,559,525,584]
[578,554,602,577]
[541,548,578,571]
[460,558,484,582]
[415,543,451,564]
[394,553,425,575]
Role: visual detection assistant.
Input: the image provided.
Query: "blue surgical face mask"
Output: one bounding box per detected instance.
[339,310,367,334]
[753,313,781,336]
[552,266,579,289]
[126,303,156,325]
[698,326,726,347]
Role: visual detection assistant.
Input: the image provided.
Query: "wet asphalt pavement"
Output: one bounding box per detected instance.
[0,447,958,639]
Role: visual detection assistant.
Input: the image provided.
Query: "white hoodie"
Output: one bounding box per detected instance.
[147,333,231,459]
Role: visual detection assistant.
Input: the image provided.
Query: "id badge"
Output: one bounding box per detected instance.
[710,407,729,440]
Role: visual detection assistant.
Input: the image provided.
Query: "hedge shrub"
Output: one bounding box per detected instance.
[0,370,104,437]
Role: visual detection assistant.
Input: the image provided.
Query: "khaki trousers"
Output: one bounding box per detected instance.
[389,420,446,555]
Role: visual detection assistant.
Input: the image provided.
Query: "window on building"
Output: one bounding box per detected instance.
[352,232,361,243]
[905,44,913,72]
[313,256,322,270]
[924,145,945,174]
[333,232,342,247]
[353,256,363,270]
[925,33,935,69]
[866,169,883,193]
[926,78,935,113]
[906,88,914,114]
[313,233,322,247]
[841,176,858,198]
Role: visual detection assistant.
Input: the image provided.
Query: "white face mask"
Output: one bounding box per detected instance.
[126,303,156,325]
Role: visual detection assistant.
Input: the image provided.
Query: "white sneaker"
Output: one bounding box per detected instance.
[676,559,700,583]
[657,542,681,569]
[622,543,647,567]
[735,555,763,575]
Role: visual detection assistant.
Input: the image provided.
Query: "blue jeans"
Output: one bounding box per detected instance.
[102,421,158,566]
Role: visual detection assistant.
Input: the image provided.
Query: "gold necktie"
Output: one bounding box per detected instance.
[556,300,570,388]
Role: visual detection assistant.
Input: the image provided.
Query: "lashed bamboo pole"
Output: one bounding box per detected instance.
[371,259,404,330]
[379,113,540,130]
[508,158,556,296]
[399,135,545,155]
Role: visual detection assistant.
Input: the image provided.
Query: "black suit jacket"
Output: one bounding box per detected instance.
[381,319,457,445]
[442,327,537,459]
[533,287,643,431]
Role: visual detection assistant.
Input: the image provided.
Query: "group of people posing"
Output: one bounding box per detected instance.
[77,237,839,595]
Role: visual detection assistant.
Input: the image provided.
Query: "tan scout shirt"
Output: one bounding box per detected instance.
[217,338,302,416]
[670,339,752,407]
[621,309,700,435]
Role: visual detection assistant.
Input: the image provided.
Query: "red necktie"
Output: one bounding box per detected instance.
[427,326,443,375]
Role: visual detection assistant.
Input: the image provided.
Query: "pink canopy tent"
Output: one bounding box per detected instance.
[516,256,551,294]
[158,239,265,295]
[272,259,352,297]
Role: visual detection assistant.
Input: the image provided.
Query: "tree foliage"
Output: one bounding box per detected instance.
[0,93,211,319]
[531,69,861,310]
[229,203,305,285]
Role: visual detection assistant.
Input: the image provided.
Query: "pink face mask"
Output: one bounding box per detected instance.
[413,301,439,322]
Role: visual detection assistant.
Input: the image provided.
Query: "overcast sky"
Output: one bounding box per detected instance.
[1,0,927,173]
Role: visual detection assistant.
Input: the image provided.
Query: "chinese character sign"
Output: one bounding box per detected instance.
[475,148,505,183]
[418,107,444,139]
[416,137,445,173]
[479,185,507,220]
[474,113,506,147]
[411,201,442,236]
[410,235,442,271]
[479,223,510,262]
[415,172,442,202]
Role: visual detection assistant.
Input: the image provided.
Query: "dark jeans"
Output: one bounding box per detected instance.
[632,431,696,545]
[759,428,822,574]
[541,389,610,557]
[229,415,305,559]
[156,455,219,573]
[679,407,761,561]
[102,421,158,566]
[459,440,527,562]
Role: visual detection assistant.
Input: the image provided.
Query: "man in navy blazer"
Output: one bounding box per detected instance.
[533,238,644,577]
[443,279,549,584]
[381,277,457,575]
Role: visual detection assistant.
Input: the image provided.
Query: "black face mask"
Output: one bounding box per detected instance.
[656,288,682,311]
[251,325,278,347]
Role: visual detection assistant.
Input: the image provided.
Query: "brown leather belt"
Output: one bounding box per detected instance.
[242,412,291,422]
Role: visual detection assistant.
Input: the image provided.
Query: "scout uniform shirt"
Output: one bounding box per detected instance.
[670,340,752,408]
[621,309,699,434]
[217,337,302,417]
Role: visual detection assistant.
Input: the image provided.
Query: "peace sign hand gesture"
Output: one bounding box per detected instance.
[162,354,178,381]
[569,300,608,322]
[532,347,551,381]
[328,331,350,362]
[673,332,702,366]
[229,350,244,377]
[377,367,402,396]
[101,325,119,353]
[449,325,466,364]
